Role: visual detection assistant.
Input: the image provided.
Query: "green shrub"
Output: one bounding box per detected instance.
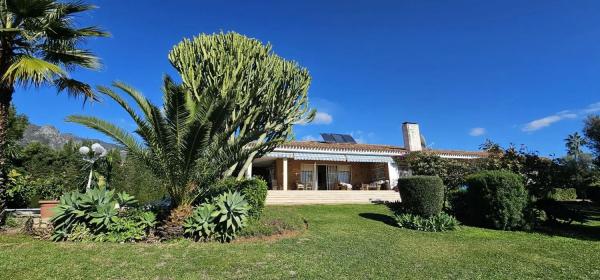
[5,169,71,208]
[397,176,444,217]
[463,170,528,230]
[394,212,458,232]
[205,178,268,219]
[184,191,250,242]
[550,188,577,201]
[50,188,156,242]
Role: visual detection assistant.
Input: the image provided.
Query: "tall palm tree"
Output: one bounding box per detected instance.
[0,0,108,183]
[565,132,587,161]
[68,80,241,207]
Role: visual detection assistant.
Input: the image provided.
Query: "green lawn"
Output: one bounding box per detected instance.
[1,204,599,279]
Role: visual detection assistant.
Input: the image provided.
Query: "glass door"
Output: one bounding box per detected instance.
[326,165,338,190]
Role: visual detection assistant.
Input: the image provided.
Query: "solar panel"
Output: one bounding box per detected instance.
[341,134,357,144]
[333,134,345,143]
[320,133,336,143]
[320,133,356,143]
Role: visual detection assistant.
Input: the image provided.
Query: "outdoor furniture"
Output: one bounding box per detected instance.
[361,180,387,190]
[296,182,305,190]
[338,182,352,190]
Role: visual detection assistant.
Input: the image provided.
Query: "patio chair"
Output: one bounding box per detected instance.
[296,182,305,190]
[338,182,352,190]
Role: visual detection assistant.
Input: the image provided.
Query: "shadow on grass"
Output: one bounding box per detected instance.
[358,213,397,227]
[534,201,600,242]
[535,222,600,241]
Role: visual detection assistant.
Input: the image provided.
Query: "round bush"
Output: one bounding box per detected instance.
[464,170,528,230]
[397,176,444,217]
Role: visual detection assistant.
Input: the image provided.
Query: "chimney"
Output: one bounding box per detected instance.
[402,122,422,151]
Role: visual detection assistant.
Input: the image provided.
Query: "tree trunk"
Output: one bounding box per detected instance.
[0,85,14,223]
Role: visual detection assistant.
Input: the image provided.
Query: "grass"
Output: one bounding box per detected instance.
[1,204,599,279]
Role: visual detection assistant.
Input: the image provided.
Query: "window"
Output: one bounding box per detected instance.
[337,165,351,184]
[300,164,314,184]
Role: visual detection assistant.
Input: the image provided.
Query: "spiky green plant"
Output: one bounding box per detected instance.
[212,191,249,242]
[183,203,216,241]
[0,0,108,215]
[67,80,239,207]
[169,32,315,179]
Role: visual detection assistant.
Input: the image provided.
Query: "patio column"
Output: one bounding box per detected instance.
[282,158,288,191]
[245,162,253,179]
[313,162,318,191]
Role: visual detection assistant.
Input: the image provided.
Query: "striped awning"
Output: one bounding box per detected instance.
[293,153,346,162]
[265,151,393,163]
[345,155,393,163]
[265,152,294,158]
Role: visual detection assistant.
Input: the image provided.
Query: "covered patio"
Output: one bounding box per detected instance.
[251,150,405,191]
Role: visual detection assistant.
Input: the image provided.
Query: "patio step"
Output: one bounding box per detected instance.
[266,190,400,205]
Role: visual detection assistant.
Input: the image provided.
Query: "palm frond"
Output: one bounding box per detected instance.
[75,26,109,37]
[2,54,65,87]
[54,0,96,15]
[54,77,96,102]
[6,0,53,21]
[43,48,100,69]
[66,115,144,154]
[112,81,153,121]
[96,85,154,141]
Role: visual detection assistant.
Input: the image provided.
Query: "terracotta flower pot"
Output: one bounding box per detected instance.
[39,200,60,220]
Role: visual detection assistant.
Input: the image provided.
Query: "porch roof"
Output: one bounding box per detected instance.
[264,151,393,163]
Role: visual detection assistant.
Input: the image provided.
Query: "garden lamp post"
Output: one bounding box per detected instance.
[79,143,108,190]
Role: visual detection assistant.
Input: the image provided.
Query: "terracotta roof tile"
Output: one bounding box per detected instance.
[280,141,406,152]
[279,141,486,157]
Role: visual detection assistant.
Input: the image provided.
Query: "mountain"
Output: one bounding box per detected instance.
[19,124,120,150]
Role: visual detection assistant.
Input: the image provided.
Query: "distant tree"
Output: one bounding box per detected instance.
[565,132,587,161]
[583,115,600,160]
[0,0,108,215]
[478,141,561,199]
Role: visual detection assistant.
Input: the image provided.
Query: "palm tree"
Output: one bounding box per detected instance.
[0,0,108,181]
[68,80,240,208]
[565,132,587,161]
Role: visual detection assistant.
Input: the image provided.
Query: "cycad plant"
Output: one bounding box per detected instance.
[0,0,107,213]
[68,79,240,207]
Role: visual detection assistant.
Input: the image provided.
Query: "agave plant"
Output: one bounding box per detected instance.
[212,191,250,242]
[183,203,216,241]
[50,188,138,240]
[67,80,241,208]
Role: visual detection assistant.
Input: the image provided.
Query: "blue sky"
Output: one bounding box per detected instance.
[12,0,600,156]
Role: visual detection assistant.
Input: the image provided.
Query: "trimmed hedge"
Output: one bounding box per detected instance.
[397,176,444,217]
[550,188,577,201]
[463,170,528,230]
[206,178,268,218]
